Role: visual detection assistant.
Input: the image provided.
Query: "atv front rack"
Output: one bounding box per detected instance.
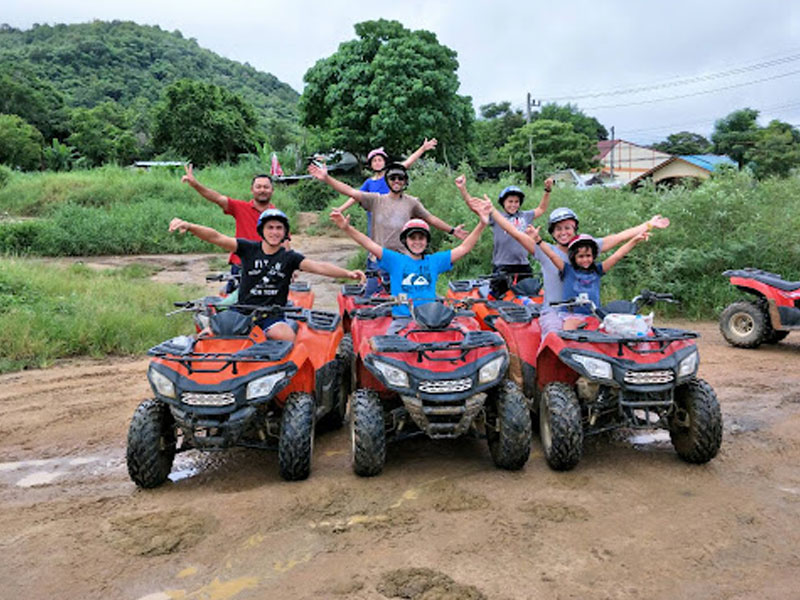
[148,339,293,374]
[559,327,698,357]
[371,330,503,362]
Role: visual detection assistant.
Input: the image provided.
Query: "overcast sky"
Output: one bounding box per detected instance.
[4,0,800,146]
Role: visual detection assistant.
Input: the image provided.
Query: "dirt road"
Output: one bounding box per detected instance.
[2,235,800,599]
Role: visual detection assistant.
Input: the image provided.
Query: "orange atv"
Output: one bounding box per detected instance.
[446,272,543,331]
[126,303,350,487]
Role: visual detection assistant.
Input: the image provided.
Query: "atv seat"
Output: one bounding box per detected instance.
[725,268,800,291]
[510,277,542,297]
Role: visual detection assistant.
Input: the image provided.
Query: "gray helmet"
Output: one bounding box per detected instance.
[498,185,525,210]
[383,162,408,188]
[257,208,290,241]
[547,207,579,234]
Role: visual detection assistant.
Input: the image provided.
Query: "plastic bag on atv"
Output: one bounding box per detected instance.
[601,312,653,337]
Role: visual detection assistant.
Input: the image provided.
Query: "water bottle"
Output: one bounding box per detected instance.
[520,296,533,306]
[633,314,648,336]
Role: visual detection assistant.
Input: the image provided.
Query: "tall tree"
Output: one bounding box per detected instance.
[712,108,759,168]
[499,119,598,172]
[299,19,473,162]
[473,102,526,166]
[746,120,800,179]
[535,103,608,141]
[651,131,712,155]
[151,79,260,166]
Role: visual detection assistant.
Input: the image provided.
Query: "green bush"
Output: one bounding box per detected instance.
[0,164,12,188]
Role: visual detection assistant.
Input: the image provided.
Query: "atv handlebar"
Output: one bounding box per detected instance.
[205,272,240,283]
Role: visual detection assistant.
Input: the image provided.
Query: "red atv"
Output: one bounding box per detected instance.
[126,302,350,487]
[535,291,722,470]
[347,297,531,476]
[446,272,543,331]
[337,269,390,333]
[720,268,800,348]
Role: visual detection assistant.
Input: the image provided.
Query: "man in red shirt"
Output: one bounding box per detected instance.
[181,164,276,291]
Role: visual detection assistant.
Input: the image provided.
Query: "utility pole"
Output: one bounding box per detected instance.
[610,126,615,180]
[526,93,541,184]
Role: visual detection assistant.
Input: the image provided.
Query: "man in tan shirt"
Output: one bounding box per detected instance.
[308,161,468,295]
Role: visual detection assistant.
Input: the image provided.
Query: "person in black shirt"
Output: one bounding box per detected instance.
[169,209,364,341]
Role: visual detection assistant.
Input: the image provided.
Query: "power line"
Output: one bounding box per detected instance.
[582,69,800,110]
[544,50,800,102]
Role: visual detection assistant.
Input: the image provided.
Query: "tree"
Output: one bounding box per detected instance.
[299,19,474,163]
[535,103,608,141]
[0,113,44,170]
[473,102,526,166]
[67,102,138,166]
[652,131,712,155]
[712,108,759,168]
[0,64,69,141]
[151,79,260,166]
[746,120,800,179]
[499,119,598,173]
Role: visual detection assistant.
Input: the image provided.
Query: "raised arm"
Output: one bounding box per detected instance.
[454,174,472,204]
[308,163,363,201]
[532,178,553,218]
[601,231,648,272]
[329,211,384,260]
[527,225,564,271]
[424,212,468,241]
[181,164,229,211]
[169,218,237,252]
[450,218,487,263]
[299,258,365,283]
[401,138,437,169]
[334,197,359,212]
[600,215,669,251]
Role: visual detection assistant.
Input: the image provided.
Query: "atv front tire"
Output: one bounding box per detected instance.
[670,378,722,464]
[487,380,532,470]
[278,392,315,481]
[539,382,583,471]
[351,388,385,477]
[127,399,176,488]
[719,301,766,348]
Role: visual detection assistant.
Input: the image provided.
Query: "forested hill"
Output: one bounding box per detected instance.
[0,20,299,128]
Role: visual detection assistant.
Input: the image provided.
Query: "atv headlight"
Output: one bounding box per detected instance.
[246,372,287,399]
[677,351,698,378]
[148,367,176,399]
[572,354,613,380]
[479,356,505,384]
[373,360,409,388]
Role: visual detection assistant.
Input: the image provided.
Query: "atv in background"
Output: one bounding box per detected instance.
[348,296,531,476]
[720,268,800,348]
[535,291,722,471]
[446,272,543,332]
[126,302,349,488]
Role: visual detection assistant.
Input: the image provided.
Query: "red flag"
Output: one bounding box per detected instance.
[270,152,284,177]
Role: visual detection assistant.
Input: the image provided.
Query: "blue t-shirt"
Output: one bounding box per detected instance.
[561,262,604,315]
[360,178,388,238]
[377,249,452,317]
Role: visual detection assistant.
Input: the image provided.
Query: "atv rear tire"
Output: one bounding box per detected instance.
[487,380,532,470]
[278,392,315,481]
[351,388,385,477]
[670,378,722,464]
[126,399,176,488]
[539,382,583,471]
[719,301,766,348]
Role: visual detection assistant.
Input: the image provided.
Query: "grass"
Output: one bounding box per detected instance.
[0,257,203,372]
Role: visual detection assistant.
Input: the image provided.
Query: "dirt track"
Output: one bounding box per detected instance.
[2,234,800,600]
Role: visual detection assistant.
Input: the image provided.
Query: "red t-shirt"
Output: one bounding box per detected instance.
[223,198,275,265]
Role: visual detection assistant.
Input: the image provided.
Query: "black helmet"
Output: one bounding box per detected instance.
[256,208,290,241]
[498,185,525,210]
[547,207,579,234]
[383,162,408,188]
